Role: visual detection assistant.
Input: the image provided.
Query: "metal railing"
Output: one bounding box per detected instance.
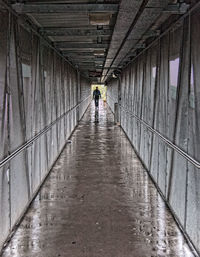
[107,94,200,169]
[119,104,200,169]
[0,95,91,169]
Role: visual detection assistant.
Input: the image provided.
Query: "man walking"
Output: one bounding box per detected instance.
[93,86,101,108]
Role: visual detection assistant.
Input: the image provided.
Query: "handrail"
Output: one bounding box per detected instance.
[0,96,91,169]
[119,104,200,169]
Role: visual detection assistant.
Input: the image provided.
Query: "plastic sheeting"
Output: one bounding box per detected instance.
[0,11,91,249]
[107,7,200,254]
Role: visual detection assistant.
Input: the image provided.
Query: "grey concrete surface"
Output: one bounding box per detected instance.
[1,101,195,257]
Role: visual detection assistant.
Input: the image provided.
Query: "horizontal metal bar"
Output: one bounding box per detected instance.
[69,58,105,62]
[40,28,112,37]
[0,96,91,169]
[119,105,200,169]
[79,67,103,70]
[63,56,105,61]
[62,52,96,57]
[163,3,190,14]
[82,66,117,69]
[12,3,119,13]
[55,42,109,49]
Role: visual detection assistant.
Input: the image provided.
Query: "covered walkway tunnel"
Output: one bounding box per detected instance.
[0,0,200,256]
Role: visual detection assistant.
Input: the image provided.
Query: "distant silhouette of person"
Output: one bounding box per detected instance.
[93,86,101,108]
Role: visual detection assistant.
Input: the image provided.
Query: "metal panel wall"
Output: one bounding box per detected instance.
[107,78,119,113]
[0,10,91,250]
[107,8,200,254]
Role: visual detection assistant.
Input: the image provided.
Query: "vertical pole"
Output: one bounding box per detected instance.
[118,75,121,125]
[7,11,12,233]
[76,69,81,122]
[114,103,119,124]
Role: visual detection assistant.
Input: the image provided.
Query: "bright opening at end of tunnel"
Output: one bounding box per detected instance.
[91,84,107,102]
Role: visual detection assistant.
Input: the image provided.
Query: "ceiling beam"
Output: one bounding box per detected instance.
[163,3,189,14]
[40,28,112,37]
[66,57,105,61]
[62,52,96,56]
[79,67,103,70]
[12,3,119,13]
[56,42,108,49]
[78,66,116,69]
[39,25,111,30]
[62,49,96,53]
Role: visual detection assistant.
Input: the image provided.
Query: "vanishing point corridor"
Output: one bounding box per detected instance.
[1,102,195,257]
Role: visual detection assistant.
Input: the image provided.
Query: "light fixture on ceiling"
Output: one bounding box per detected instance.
[89,13,111,26]
[93,50,105,56]
[112,69,121,78]
[112,73,117,78]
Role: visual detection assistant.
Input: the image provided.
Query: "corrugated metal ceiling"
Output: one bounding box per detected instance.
[11,0,190,82]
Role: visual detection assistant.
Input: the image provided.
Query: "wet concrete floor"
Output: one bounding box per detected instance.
[1,101,195,257]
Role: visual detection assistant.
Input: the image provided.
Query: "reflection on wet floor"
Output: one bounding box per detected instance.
[2,100,195,257]
[94,107,99,123]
